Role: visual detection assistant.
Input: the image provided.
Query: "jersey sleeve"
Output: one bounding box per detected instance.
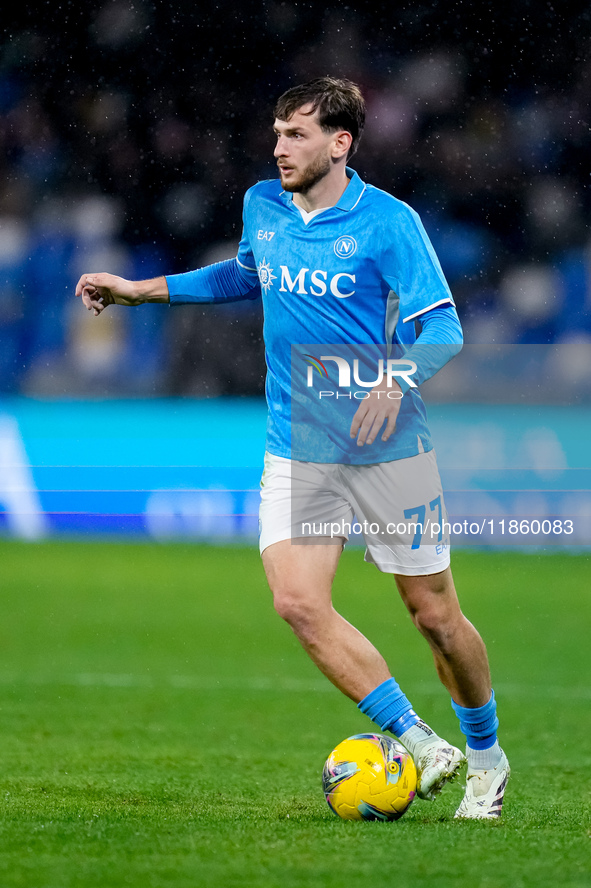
[236,192,258,277]
[166,190,260,305]
[396,302,463,394]
[379,203,455,323]
[166,257,260,305]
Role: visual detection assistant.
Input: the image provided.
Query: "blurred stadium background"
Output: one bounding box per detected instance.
[1,1,590,542]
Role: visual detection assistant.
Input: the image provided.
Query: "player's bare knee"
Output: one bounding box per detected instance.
[271,583,323,632]
[412,604,460,654]
[271,586,302,623]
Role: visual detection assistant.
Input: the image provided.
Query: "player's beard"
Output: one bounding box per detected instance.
[279,151,331,194]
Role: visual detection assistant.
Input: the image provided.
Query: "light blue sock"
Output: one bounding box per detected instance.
[358,677,420,736]
[451,690,499,750]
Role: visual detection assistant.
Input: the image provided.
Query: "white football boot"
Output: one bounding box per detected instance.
[415,739,466,800]
[454,749,510,819]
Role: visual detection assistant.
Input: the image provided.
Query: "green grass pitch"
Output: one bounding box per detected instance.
[0,540,589,887]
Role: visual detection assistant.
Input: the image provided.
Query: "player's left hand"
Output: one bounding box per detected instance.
[75,273,139,315]
[349,381,403,446]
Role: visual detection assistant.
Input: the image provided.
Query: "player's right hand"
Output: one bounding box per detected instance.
[75,273,139,316]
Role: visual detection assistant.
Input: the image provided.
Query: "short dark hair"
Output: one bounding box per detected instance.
[273,77,366,159]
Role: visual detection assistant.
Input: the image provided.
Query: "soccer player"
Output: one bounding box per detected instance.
[75,77,510,819]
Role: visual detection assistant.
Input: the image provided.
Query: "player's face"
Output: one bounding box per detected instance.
[273,106,335,194]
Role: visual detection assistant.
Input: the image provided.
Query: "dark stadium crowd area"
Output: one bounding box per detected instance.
[0,1,589,397]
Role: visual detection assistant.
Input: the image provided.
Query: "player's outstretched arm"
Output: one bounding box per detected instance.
[75,273,170,316]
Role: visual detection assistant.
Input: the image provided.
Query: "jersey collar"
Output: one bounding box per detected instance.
[336,168,366,212]
[280,167,366,213]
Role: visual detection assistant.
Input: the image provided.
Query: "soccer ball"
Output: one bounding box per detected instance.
[322,733,417,821]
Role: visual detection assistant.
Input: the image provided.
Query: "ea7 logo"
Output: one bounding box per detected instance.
[257,230,275,240]
[279,266,356,298]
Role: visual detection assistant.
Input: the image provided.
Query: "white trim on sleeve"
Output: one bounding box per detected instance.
[236,257,258,272]
[402,297,454,323]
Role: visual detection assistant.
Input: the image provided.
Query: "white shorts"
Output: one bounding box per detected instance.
[259,450,451,576]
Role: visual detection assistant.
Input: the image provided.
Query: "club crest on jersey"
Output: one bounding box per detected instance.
[257,258,276,293]
[334,235,357,258]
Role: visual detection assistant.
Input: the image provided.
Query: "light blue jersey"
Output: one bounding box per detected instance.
[167,168,462,463]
